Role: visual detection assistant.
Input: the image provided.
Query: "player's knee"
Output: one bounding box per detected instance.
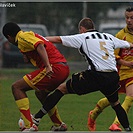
[110,100,120,107]
[58,83,68,94]
[11,81,22,94]
[12,82,18,92]
[126,93,133,97]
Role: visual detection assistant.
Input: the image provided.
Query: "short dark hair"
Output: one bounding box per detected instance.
[126,6,133,12]
[78,18,95,30]
[2,22,21,38]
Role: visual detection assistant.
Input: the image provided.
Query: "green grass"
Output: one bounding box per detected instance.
[0,68,132,131]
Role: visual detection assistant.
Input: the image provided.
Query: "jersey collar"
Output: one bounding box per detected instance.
[124,26,133,35]
[15,31,23,42]
[86,29,98,32]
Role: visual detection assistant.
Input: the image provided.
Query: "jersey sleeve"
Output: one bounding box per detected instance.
[18,31,44,52]
[26,32,44,49]
[108,34,130,49]
[114,38,130,49]
[60,34,83,49]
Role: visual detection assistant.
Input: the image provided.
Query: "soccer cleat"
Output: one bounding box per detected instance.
[124,127,132,131]
[50,122,67,131]
[21,124,38,132]
[31,114,41,126]
[88,110,96,131]
[109,123,122,131]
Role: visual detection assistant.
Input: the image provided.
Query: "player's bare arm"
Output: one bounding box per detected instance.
[117,59,133,68]
[23,54,29,63]
[46,36,62,44]
[116,43,133,68]
[37,44,54,77]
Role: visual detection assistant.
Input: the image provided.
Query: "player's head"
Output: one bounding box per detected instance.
[126,6,133,12]
[78,18,95,33]
[125,6,133,30]
[2,22,21,44]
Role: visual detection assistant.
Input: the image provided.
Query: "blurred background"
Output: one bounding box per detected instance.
[0,2,132,69]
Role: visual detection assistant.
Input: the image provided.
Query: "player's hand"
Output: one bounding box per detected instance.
[125,61,133,68]
[45,65,54,78]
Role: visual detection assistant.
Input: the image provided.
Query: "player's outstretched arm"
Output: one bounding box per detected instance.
[46,36,62,44]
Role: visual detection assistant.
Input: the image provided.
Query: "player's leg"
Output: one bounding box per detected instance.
[113,96,133,122]
[33,64,69,130]
[34,82,68,119]
[109,83,133,131]
[88,97,110,131]
[34,70,99,121]
[107,91,131,131]
[12,78,38,131]
[48,106,67,131]
[89,97,110,120]
[15,68,53,131]
[35,90,67,131]
[35,91,63,126]
[48,106,62,126]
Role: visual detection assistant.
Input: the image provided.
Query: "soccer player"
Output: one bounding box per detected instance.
[2,22,70,131]
[88,6,133,131]
[32,17,133,131]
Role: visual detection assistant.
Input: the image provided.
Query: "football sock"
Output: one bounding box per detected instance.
[113,96,133,125]
[35,89,64,119]
[112,103,131,131]
[48,106,62,126]
[16,98,33,128]
[91,97,110,120]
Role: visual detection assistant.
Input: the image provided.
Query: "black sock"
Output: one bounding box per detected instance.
[35,89,64,118]
[112,103,131,131]
[34,108,47,118]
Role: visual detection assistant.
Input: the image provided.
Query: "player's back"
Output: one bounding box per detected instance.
[61,31,130,71]
[80,31,118,71]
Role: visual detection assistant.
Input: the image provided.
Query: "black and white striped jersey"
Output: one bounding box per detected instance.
[60,30,130,72]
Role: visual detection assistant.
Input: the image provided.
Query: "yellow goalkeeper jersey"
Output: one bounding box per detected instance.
[115,26,133,80]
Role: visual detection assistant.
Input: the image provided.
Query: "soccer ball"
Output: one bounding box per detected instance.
[18,114,33,129]
[18,117,25,129]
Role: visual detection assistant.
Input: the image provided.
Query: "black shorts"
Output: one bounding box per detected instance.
[66,70,120,97]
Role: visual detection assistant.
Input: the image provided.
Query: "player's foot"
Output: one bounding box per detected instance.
[109,123,122,131]
[88,110,96,131]
[31,114,41,126]
[50,122,67,131]
[124,127,132,131]
[21,124,38,132]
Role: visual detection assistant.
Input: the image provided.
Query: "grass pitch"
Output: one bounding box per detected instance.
[0,68,132,131]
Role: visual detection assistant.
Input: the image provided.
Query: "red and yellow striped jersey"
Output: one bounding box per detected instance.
[15,31,67,68]
[115,26,133,80]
